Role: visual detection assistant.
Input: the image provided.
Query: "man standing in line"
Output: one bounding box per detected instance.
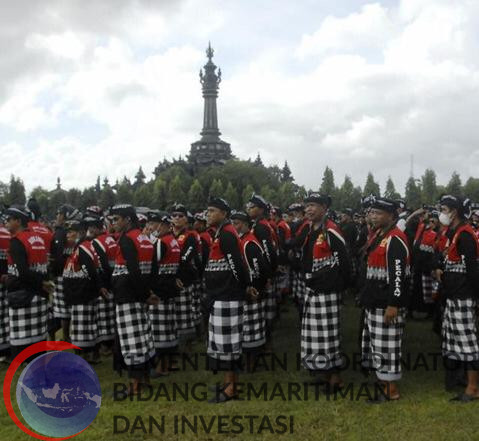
[301,193,350,391]
[360,197,411,402]
[205,198,256,403]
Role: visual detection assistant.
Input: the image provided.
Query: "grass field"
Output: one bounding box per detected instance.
[1,295,479,441]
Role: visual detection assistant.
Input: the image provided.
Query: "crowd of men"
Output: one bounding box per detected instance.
[0,191,478,404]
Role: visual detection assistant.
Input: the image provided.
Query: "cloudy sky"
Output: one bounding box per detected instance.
[1,0,478,194]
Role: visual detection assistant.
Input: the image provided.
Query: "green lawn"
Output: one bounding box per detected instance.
[1,295,479,441]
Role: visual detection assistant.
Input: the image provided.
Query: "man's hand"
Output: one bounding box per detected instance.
[0,274,8,284]
[246,286,259,300]
[99,287,109,300]
[176,278,184,290]
[433,269,443,282]
[146,293,161,306]
[42,280,55,295]
[384,306,399,325]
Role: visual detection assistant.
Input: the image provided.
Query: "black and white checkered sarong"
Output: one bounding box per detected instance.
[263,285,277,324]
[242,299,266,349]
[361,307,406,381]
[192,281,203,325]
[116,302,155,366]
[301,289,343,371]
[9,294,48,346]
[149,298,178,350]
[70,300,98,348]
[52,276,71,319]
[422,274,436,305]
[0,285,9,351]
[175,286,196,338]
[442,298,479,362]
[207,300,244,362]
[96,291,116,342]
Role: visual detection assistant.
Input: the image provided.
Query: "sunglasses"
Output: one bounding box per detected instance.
[171,213,185,218]
[111,216,121,222]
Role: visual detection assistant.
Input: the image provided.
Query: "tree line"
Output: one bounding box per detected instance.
[1,154,478,219]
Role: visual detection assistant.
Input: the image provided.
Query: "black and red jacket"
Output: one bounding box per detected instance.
[359,226,411,308]
[151,233,181,299]
[289,219,311,270]
[412,222,437,273]
[252,217,278,273]
[199,231,213,269]
[92,232,118,289]
[112,228,154,303]
[0,226,10,278]
[204,221,251,302]
[277,219,291,264]
[239,231,269,293]
[174,228,201,286]
[63,240,103,305]
[6,230,49,295]
[442,223,479,300]
[27,221,53,254]
[302,218,351,292]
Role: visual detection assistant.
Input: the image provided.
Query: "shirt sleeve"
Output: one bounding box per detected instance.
[9,238,45,292]
[219,230,251,288]
[386,235,409,307]
[119,235,150,302]
[92,240,112,287]
[457,231,479,291]
[79,246,103,292]
[328,228,352,289]
[244,241,268,290]
[254,223,278,273]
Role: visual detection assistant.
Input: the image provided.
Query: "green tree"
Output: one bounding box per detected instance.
[152,179,168,209]
[67,188,82,208]
[242,184,255,207]
[99,185,116,209]
[281,161,293,183]
[260,185,276,205]
[278,182,296,208]
[446,171,462,196]
[49,188,67,211]
[209,179,224,198]
[95,176,101,193]
[254,153,263,167]
[168,175,186,205]
[421,169,438,205]
[134,166,146,188]
[134,185,153,207]
[463,177,479,202]
[338,175,362,209]
[29,186,50,217]
[115,183,133,205]
[384,176,400,199]
[6,175,26,205]
[320,166,336,196]
[405,177,422,209]
[363,172,380,197]
[224,182,239,209]
[188,179,205,211]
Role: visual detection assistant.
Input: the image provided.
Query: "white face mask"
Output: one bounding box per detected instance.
[439,212,452,226]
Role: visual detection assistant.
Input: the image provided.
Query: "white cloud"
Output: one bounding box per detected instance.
[296,3,396,58]
[0,0,479,198]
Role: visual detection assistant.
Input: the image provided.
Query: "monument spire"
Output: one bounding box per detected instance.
[189,43,232,167]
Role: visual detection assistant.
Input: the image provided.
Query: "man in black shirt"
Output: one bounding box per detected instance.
[205,198,256,403]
